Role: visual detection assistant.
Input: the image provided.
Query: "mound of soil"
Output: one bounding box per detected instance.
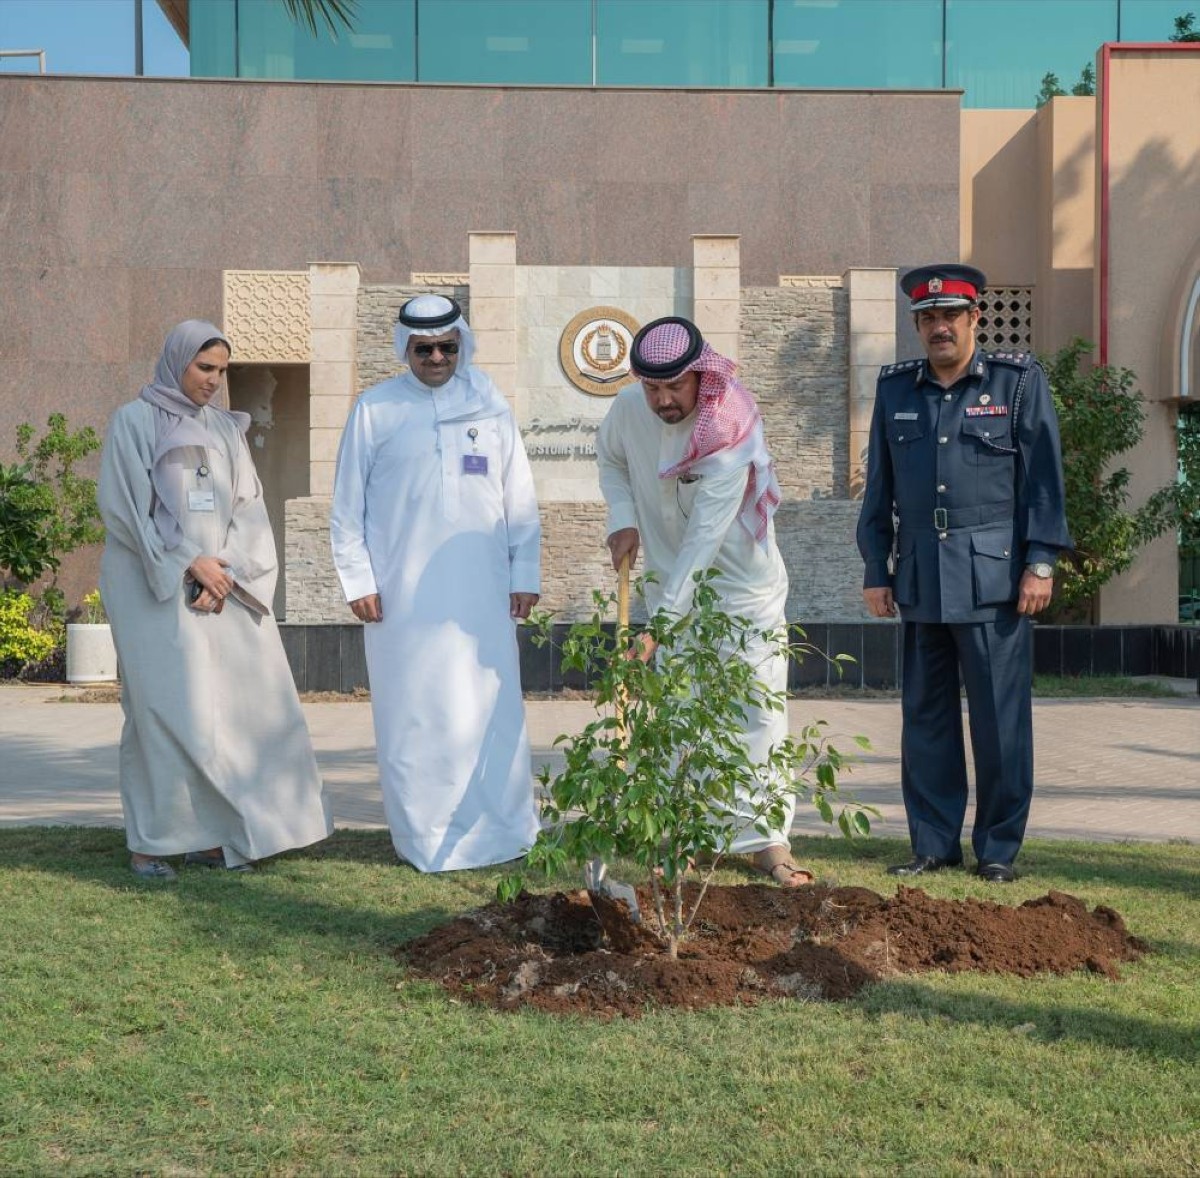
[400,884,1148,1018]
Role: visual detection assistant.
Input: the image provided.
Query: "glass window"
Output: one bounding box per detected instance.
[418,0,591,84]
[773,0,942,89]
[234,0,415,81]
[947,0,1118,108]
[1118,0,1195,42]
[189,0,237,77]
[597,0,768,87]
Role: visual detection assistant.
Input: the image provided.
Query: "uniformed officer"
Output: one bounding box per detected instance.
[856,264,1071,882]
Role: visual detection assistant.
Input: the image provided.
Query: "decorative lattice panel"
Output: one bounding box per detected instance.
[222,270,311,363]
[976,287,1033,351]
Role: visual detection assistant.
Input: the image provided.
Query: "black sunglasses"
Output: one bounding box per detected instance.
[412,341,460,357]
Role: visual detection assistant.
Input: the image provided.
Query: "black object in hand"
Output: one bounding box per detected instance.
[189,579,204,604]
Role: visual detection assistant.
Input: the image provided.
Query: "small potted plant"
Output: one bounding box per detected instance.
[66,590,118,684]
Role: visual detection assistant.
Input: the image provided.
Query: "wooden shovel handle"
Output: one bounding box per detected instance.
[618,554,630,628]
[617,554,630,744]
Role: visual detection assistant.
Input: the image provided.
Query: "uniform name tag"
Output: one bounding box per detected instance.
[462,454,488,475]
[964,405,1009,417]
[893,412,919,420]
[187,490,216,512]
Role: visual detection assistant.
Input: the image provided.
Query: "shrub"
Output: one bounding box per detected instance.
[504,572,873,959]
[1046,340,1200,619]
[0,414,103,592]
[0,590,59,672]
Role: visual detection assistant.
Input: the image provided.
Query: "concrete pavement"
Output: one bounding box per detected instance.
[1,684,1197,844]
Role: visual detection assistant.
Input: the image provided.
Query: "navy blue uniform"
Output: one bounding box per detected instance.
[856,349,1071,866]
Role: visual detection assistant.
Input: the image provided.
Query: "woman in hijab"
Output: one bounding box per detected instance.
[99,320,332,879]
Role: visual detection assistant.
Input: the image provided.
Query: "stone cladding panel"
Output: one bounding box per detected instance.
[738,286,850,502]
[284,496,352,625]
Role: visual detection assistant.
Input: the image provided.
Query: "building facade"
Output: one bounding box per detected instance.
[1,2,1197,640]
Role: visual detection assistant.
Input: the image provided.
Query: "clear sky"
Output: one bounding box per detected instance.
[0,0,189,76]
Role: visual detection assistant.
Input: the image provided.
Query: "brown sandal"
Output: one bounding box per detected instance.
[749,847,815,888]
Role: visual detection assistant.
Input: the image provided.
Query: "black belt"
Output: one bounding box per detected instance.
[900,502,1014,531]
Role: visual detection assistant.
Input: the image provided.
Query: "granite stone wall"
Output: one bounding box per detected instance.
[739,286,865,621]
[739,284,850,501]
[285,495,351,625]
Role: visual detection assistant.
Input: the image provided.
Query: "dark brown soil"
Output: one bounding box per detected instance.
[400,884,1148,1018]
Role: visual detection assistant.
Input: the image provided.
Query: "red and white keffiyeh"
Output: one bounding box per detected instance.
[632,321,781,546]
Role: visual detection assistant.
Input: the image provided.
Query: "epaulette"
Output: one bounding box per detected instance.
[984,349,1035,368]
[878,359,921,378]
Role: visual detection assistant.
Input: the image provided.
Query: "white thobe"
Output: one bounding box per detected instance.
[596,384,792,853]
[99,401,332,864]
[330,369,541,872]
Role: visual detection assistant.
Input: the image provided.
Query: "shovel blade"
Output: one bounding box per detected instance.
[583,856,641,923]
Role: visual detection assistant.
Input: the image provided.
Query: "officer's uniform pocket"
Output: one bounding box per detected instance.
[960,418,1014,465]
[970,525,1019,606]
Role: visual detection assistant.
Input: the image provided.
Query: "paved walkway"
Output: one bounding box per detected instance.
[1,684,1197,844]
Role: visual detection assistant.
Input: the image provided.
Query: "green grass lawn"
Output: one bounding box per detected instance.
[2,827,1197,1175]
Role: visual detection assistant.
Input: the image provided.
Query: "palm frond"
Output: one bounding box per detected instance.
[279,0,358,40]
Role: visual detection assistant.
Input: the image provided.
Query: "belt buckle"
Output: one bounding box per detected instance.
[933,507,948,530]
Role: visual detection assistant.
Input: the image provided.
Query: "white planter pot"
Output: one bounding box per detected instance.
[66,623,119,684]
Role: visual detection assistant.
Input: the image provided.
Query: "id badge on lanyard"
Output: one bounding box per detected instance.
[188,461,215,512]
[462,426,488,475]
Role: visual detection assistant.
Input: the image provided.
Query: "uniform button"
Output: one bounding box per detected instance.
[937,483,947,492]
[983,430,991,437]
[897,434,904,441]
[939,436,948,444]
[938,531,948,540]
[1003,548,1010,557]
[943,393,952,401]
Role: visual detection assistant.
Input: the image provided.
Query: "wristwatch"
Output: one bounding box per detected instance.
[1027,562,1054,579]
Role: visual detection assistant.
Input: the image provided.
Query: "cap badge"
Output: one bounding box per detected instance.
[928,277,943,293]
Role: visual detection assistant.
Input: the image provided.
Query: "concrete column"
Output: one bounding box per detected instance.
[307,262,361,496]
[692,235,741,361]
[469,231,518,409]
[845,268,897,498]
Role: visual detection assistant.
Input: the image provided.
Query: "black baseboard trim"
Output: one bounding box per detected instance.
[279,622,1200,694]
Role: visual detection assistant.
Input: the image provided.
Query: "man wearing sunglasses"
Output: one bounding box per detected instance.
[330,295,542,873]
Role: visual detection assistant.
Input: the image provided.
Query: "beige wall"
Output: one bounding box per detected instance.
[1035,97,1096,353]
[1099,48,1200,623]
[960,109,1038,286]
[961,100,1096,354]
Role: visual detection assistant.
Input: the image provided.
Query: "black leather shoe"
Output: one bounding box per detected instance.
[976,861,1016,883]
[887,854,962,877]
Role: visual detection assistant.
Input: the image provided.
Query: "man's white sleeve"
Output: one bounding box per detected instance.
[502,415,541,594]
[596,402,638,535]
[329,401,379,602]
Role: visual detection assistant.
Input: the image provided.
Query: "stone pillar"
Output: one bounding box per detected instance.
[468,231,518,409]
[307,262,361,496]
[844,268,897,498]
[692,235,741,361]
